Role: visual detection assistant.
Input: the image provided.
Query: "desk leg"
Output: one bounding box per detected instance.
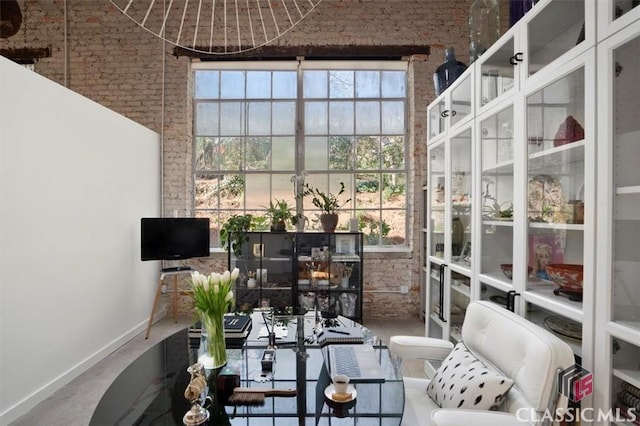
[145,278,164,339]
[173,275,178,323]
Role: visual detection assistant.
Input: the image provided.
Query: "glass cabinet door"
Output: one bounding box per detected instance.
[427,261,446,339]
[429,143,446,258]
[479,34,516,108]
[428,98,447,139]
[450,129,472,269]
[598,0,640,42]
[525,66,586,309]
[611,34,640,330]
[526,0,586,76]
[480,106,515,281]
[450,73,473,127]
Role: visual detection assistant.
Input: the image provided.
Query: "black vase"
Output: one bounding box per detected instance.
[433,47,468,96]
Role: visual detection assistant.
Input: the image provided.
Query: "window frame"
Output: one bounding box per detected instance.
[191,60,410,249]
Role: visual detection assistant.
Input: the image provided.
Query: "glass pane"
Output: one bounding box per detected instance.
[305,102,327,135]
[245,137,270,170]
[355,71,380,98]
[355,101,380,134]
[246,71,270,98]
[355,136,380,170]
[195,71,219,99]
[329,101,354,134]
[526,68,585,306]
[273,71,296,99]
[304,70,327,98]
[220,71,245,99]
[247,102,270,135]
[381,101,404,135]
[329,70,354,98]
[449,272,470,342]
[480,35,515,107]
[381,71,406,98]
[429,144,445,257]
[612,34,640,327]
[304,136,329,170]
[610,338,640,415]
[528,0,585,76]
[480,106,514,278]
[220,102,243,136]
[427,261,444,338]
[355,173,380,209]
[428,99,446,138]
[219,137,243,170]
[195,102,219,135]
[614,0,640,22]
[245,173,271,209]
[450,130,472,268]
[272,137,295,170]
[272,102,295,135]
[451,74,472,126]
[382,209,405,245]
[382,173,406,207]
[195,136,219,171]
[329,136,353,170]
[382,136,404,169]
[195,175,221,209]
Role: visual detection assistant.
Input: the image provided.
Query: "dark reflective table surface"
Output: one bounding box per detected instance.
[91,311,404,425]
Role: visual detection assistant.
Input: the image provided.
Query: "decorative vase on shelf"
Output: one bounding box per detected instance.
[433,47,468,96]
[320,213,339,233]
[469,0,500,64]
[200,312,227,370]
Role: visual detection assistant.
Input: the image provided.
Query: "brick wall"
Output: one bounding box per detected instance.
[2,0,510,319]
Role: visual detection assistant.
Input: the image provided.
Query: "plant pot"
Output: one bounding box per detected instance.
[320,213,339,232]
[270,220,286,232]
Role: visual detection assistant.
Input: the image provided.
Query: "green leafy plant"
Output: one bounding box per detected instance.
[300,182,351,214]
[264,199,294,231]
[219,214,256,256]
[483,196,513,219]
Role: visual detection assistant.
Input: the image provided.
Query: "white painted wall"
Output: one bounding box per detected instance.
[0,56,161,424]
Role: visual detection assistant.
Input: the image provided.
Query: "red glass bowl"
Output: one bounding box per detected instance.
[546,264,584,293]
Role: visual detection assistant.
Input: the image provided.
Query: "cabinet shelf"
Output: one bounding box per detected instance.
[528,222,584,231]
[479,273,515,293]
[526,308,583,357]
[613,369,640,390]
[528,140,585,173]
[482,159,514,174]
[616,186,640,195]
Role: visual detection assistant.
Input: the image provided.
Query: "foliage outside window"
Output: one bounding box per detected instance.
[193,61,408,248]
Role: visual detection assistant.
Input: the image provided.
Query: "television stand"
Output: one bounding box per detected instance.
[161,266,193,272]
[145,267,194,339]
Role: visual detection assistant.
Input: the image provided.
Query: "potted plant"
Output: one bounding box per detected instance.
[220,213,255,257]
[300,182,351,232]
[264,199,294,232]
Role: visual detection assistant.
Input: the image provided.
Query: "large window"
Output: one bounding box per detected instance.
[193,61,408,248]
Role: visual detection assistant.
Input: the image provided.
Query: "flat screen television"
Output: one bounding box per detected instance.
[141,218,210,261]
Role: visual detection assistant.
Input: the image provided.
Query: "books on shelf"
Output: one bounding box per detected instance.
[317,326,364,347]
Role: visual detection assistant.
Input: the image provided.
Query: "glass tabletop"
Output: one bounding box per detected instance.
[90,311,404,425]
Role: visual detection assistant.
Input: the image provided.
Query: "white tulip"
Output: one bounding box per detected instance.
[230,268,239,281]
[202,278,209,291]
[225,291,234,302]
[210,273,221,285]
[214,284,219,294]
[221,270,231,284]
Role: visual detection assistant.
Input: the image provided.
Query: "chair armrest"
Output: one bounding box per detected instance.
[388,336,454,361]
[431,409,532,426]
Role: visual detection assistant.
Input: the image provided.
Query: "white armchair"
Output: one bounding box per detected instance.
[390,301,575,426]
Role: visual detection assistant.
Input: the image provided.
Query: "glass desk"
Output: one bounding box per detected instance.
[90,312,404,425]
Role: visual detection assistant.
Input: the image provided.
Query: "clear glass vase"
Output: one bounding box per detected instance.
[199,312,227,369]
[469,0,500,63]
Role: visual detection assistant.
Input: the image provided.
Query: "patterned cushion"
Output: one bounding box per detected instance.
[426,341,513,410]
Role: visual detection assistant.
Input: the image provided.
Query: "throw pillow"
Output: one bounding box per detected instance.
[426,341,513,410]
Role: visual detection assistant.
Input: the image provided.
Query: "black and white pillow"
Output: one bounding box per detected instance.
[426,341,513,410]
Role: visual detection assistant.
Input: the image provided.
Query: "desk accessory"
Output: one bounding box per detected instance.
[227,387,297,406]
[317,326,364,346]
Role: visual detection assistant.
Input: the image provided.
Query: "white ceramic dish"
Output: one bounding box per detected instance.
[324,384,357,402]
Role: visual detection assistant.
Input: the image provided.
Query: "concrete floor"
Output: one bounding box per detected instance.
[10,315,426,426]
